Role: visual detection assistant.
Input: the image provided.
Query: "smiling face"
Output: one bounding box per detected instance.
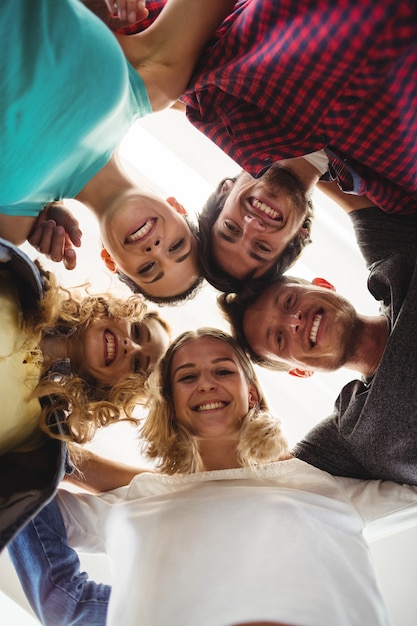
[212,166,308,280]
[243,280,359,372]
[170,336,258,439]
[100,191,200,298]
[70,314,170,386]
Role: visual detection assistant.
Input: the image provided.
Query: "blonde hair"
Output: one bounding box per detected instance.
[31,265,169,444]
[141,328,289,474]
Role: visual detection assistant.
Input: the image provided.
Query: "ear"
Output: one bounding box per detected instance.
[312,277,336,292]
[100,247,117,273]
[221,178,235,194]
[166,196,187,216]
[288,368,314,378]
[248,383,260,408]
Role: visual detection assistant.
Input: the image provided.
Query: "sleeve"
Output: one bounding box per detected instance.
[57,487,126,553]
[293,410,373,480]
[349,207,417,269]
[337,476,417,542]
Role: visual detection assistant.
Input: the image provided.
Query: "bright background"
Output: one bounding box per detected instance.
[1,109,417,624]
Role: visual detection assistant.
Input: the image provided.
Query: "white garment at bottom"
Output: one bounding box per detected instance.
[58,459,417,626]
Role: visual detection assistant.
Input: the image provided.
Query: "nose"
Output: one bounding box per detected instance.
[145,238,160,253]
[287,310,303,333]
[243,214,266,232]
[122,337,139,356]
[197,372,217,392]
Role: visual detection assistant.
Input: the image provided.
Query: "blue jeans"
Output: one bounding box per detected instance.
[8,497,110,626]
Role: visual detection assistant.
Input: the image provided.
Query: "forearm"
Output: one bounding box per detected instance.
[0,214,36,245]
[117,0,236,110]
[316,181,377,213]
[66,446,148,493]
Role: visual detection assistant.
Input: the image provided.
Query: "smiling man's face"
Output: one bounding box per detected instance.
[243,280,359,372]
[212,166,309,280]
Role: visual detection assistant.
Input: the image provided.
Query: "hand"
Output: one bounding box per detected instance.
[28,203,82,270]
[105,0,148,23]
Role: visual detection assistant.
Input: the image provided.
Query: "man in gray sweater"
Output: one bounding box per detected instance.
[221,187,417,484]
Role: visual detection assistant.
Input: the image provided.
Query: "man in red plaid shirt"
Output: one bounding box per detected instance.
[118,0,417,216]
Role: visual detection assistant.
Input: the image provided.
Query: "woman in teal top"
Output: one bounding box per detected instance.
[0,0,234,302]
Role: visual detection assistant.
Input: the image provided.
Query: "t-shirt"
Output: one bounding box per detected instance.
[294,208,417,483]
[58,459,417,626]
[0,0,151,217]
[0,271,43,455]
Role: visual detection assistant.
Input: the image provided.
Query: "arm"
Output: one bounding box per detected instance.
[116,0,236,110]
[0,204,82,270]
[316,180,377,213]
[65,446,150,493]
[0,214,36,246]
[8,497,110,626]
[338,476,417,542]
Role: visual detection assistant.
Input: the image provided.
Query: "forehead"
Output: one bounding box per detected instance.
[171,337,239,367]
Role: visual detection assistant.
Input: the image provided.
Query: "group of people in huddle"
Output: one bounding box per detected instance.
[1,0,417,625]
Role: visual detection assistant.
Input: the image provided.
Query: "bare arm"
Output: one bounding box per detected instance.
[116,0,236,111]
[316,181,377,213]
[65,446,151,493]
[0,214,36,246]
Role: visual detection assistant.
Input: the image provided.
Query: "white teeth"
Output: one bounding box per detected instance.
[251,198,280,220]
[310,314,322,345]
[196,401,226,412]
[104,330,116,364]
[126,219,154,243]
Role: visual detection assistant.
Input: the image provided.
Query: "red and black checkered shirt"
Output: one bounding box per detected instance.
[125,0,417,214]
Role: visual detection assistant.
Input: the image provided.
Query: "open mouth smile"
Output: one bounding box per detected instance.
[309,310,323,346]
[249,196,282,221]
[193,401,228,412]
[125,218,156,244]
[104,329,117,366]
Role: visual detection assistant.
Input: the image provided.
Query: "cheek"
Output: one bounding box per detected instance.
[172,389,186,418]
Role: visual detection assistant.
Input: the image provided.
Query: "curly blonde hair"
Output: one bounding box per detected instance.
[141,328,289,474]
[30,265,169,444]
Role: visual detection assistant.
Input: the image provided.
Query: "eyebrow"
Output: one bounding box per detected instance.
[176,246,192,264]
[172,356,236,377]
[216,229,270,264]
[264,293,280,344]
[142,271,164,284]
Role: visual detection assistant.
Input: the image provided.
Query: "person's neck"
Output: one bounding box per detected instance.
[197,436,241,472]
[39,334,70,372]
[344,314,388,378]
[75,152,135,219]
[278,156,322,196]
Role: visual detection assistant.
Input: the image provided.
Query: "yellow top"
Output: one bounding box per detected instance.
[0,271,44,455]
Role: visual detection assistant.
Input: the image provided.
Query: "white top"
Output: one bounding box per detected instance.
[58,459,417,626]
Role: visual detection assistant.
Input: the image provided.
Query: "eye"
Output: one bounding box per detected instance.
[224,220,240,234]
[256,242,272,254]
[276,330,283,349]
[169,238,184,253]
[131,323,142,342]
[177,373,197,383]
[138,261,155,276]
[216,368,234,376]
[285,292,295,311]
